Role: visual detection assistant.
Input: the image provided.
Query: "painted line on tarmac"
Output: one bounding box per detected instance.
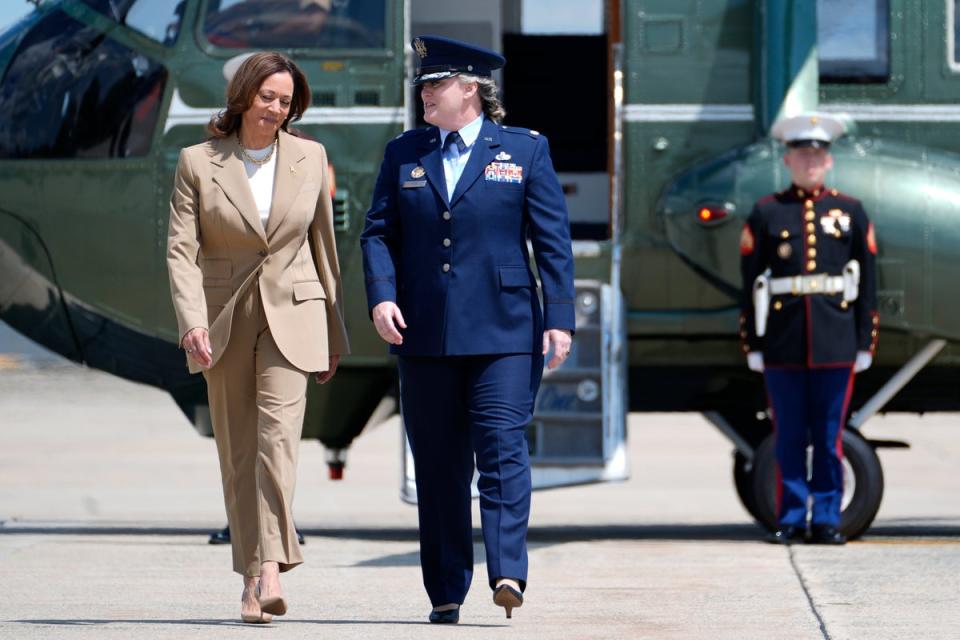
[788,545,832,640]
[855,539,960,545]
[0,354,21,370]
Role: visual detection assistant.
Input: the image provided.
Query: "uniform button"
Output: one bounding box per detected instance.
[442,238,451,247]
[773,300,783,311]
[806,260,817,271]
[841,301,848,310]
[442,263,450,272]
[806,223,815,233]
[780,230,790,239]
[742,345,749,353]
[807,248,817,258]
[804,199,814,208]
[805,212,815,222]
[442,210,451,220]
[873,316,880,325]
[871,329,878,337]
[797,189,805,197]
[808,234,817,245]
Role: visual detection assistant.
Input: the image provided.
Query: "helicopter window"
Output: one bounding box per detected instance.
[79,0,185,46]
[202,0,387,50]
[817,0,890,83]
[0,10,167,159]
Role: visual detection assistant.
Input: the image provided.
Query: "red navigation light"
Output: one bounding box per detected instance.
[697,205,728,224]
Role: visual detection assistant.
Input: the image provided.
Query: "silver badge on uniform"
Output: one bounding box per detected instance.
[411,166,425,178]
[820,209,851,235]
[495,151,512,161]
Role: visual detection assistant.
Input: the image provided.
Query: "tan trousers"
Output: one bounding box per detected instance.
[203,282,308,576]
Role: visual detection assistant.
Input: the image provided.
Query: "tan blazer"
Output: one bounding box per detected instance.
[167,130,349,374]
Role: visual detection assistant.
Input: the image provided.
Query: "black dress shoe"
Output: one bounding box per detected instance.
[208,526,305,545]
[809,525,847,545]
[428,606,460,624]
[767,526,806,544]
[208,526,231,545]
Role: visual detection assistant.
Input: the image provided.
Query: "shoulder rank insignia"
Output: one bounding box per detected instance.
[739,224,755,256]
[411,166,425,178]
[495,151,512,161]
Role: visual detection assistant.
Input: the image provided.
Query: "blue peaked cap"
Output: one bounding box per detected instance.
[411,35,506,85]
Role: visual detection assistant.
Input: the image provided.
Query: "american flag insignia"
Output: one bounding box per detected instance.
[495,151,512,161]
[413,38,428,59]
[485,162,523,184]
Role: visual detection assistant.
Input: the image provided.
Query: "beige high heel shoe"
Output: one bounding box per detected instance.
[240,586,274,624]
[493,582,523,619]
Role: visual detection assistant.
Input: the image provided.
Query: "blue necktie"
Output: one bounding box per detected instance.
[443,131,467,154]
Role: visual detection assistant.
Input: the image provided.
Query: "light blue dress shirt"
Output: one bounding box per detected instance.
[439,114,484,200]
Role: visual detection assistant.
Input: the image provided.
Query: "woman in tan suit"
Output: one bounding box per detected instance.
[167,52,349,623]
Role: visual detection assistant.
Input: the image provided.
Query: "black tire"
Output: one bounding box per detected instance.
[732,452,764,524]
[751,429,884,539]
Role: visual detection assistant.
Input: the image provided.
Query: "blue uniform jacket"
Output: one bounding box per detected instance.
[360,118,575,356]
[740,185,879,367]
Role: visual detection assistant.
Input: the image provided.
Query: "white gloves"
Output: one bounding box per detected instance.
[747,352,764,372]
[747,351,871,373]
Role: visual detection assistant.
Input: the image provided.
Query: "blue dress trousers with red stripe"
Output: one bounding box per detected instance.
[361,118,575,604]
[740,185,878,528]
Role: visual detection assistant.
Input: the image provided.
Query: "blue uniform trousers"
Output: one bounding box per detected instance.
[398,353,542,606]
[764,366,855,528]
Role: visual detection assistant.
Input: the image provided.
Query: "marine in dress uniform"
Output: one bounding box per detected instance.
[740,114,879,545]
[360,35,575,622]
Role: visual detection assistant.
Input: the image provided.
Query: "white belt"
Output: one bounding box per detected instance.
[769,274,844,296]
[753,260,860,338]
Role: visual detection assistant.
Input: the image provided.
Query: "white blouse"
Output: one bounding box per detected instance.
[241,143,277,229]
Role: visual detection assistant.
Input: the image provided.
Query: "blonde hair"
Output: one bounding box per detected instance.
[458,74,506,124]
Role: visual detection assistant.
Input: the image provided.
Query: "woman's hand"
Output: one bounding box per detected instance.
[543,329,573,370]
[315,355,340,384]
[182,327,213,368]
[372,301,406,345]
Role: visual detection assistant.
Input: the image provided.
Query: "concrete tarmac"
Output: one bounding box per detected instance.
[1,357,959,639]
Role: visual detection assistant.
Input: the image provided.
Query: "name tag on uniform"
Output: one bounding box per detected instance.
[402,180,427,188]
[485,162,523,184]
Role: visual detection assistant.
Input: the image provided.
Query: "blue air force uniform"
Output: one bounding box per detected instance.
[360,35,575,607]
[740,114,878,540]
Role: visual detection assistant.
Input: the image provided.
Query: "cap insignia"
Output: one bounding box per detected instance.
[413,38,428,59]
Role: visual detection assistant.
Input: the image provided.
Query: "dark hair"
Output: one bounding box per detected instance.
[207,52,311,138]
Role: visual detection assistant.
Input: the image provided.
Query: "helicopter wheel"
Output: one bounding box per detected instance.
[732,452,764,524]
[750,429,884,539]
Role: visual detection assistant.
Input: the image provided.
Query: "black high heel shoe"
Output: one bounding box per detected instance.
[429,605,460,624]
[493,584,523,619]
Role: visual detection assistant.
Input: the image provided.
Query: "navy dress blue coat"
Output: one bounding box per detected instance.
[360,118,575,355]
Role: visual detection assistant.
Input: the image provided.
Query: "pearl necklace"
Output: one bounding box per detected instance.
[237,133,277,166]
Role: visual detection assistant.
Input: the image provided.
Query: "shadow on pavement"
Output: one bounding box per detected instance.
[11,618,506,628]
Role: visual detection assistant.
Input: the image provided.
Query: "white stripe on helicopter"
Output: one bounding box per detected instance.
[623,103,960,123]
[164,88,404,133]
[623,104,754,122]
